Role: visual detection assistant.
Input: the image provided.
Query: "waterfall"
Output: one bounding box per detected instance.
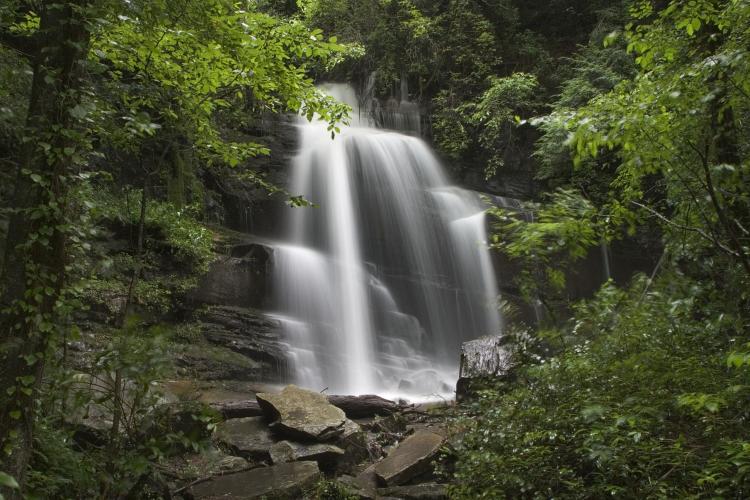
[272,83,502,398]
[359,73,422,135]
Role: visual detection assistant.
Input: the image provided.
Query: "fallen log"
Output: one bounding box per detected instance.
[327,394,403,418]
[210,400,263,419]
[212,394,403,420]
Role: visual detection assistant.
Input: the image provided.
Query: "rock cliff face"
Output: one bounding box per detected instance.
[188,241,273,310]
[194,306,288,381]
[177,235,292,384]
[456,127,541,200]
[202,112,299,238]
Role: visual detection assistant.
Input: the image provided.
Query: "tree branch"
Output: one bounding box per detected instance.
[630,200,740,258]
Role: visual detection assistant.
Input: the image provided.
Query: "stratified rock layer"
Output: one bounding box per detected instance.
[177,306,287,382]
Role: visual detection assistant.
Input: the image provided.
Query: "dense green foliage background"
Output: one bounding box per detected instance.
[297,0,618,183]
[451,0,750,497]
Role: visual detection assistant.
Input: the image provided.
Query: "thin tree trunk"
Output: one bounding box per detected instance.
[0,2,92,494]
[103,174,149,498]
[704,94,750,277]
[122,176,149,322]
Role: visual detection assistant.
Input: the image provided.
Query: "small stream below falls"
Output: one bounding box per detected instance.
[270,84,503,399]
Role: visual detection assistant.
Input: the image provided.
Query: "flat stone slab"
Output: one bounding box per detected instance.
[270,440,345,465]
[353,463,379,497]
[215,417,276,460]
[256,385,347,441]
[192,461,321,499]
[374,430,445,486]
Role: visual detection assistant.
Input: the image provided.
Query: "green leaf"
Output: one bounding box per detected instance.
[23,353,37,366]
[0,471,19,489]
[69,104,87,119]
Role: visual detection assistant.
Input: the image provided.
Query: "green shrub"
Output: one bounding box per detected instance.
[450,275,750,498]
[307,478,360,500]
[27,319,217,498]
[141,201,214,274]
[92,189,214,274]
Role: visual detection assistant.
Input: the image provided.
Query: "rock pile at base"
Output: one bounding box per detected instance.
[187,385,451,499]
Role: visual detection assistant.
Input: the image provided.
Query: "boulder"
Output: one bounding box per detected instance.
[215,417,277,460]
[188,243,272,309]
[269,440,345,467]
[456,335,515,401]
[373,430,445,486]
[256,385,347,442]
[191,461,320,499]
[268,419,366,474]
[377,483,448,499]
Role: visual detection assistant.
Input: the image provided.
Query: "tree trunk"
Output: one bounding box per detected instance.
[0,2,93,493]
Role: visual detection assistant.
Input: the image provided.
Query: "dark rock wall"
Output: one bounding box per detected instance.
[202,113,299,239]
[188,242,273,310]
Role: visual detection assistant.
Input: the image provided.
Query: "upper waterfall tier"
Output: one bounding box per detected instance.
[271,84,502,397]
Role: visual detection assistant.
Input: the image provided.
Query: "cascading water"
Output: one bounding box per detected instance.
[271,84,502,398]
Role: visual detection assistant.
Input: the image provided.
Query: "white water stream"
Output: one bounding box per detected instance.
[271,84,502,398]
